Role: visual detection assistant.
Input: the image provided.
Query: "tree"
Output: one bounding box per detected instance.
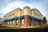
[43,17,47,24]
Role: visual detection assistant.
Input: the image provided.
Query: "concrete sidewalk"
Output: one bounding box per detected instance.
[20,26,40,28]
[40,23,48,29]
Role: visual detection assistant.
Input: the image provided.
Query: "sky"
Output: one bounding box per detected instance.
[0,0,48,20]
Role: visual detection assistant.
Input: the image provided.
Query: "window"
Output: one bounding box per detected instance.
[29,19,32,26]
[22,19,24,24]
[34,12,40,17]
[20,19,24,26]
[39,21,41,25]
[17,20,18,24]
[10,21,13,24]
[34,20,36,25]
[34,12,40,16]
[8,13,14,17]
[34,12,37,15]
[16,20,18,25]
[7,21,9,24]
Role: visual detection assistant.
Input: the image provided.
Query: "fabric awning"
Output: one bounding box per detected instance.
[7,18,14,21]
[20,15,24,19]
[29,16,33,19]
[3,20,7,22]
[14,16,18,20]
[34,17,42,21]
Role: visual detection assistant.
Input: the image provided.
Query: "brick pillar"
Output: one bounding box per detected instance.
[24,15,29,27]
[18,16,20,27]
[32,18,34,26]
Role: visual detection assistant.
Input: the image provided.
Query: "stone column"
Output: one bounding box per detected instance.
[24,15,29,27]
[32,18,34,26]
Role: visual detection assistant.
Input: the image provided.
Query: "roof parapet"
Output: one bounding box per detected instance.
[23,6,30,9]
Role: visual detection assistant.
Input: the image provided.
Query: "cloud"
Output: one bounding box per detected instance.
[0,13,5,18]
[0,0,48,20]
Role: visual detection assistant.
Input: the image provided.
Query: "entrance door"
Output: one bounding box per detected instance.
[29,19,32,26]
[39,21,41,26]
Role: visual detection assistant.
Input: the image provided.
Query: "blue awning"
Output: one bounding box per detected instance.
[29,16,33,19]
[14,16,18,20]
[20,15,24,19]
[3,20,5,22]
[34,17,42,21]
[3,20,7,22]
[7,18,14,21]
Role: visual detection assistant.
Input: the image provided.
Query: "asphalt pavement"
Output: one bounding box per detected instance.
[0,24,48,32]
[0,28,48,32]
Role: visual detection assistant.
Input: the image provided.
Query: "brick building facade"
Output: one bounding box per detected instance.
[3,6,43,28]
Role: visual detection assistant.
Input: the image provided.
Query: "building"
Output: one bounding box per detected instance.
[0,18,2,24]
[3,6,43,28]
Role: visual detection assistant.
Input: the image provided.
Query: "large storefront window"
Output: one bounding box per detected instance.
[7,21,9,24]
[10,21,13,24]
[21,19,24,24]
[20,19,24,26]
[29,19,32,26]
[34,20,40,26]
[34,20,36,25]
[16,20,18,25]
[39,21,41,25]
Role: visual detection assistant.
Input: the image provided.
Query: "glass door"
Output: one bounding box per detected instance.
[29,19,32,26]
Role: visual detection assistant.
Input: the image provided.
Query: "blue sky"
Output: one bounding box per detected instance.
[0,0,48,20]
